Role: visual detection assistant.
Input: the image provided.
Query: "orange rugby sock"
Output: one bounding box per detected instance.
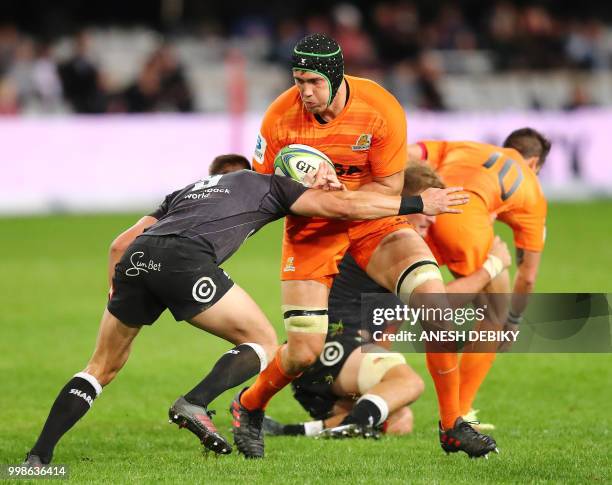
[240,348,297,411]
[426,352,461,430]
[458,352,496,416]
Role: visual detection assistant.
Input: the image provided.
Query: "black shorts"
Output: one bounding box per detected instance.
[108,235,234,326]
[291,329,363,420]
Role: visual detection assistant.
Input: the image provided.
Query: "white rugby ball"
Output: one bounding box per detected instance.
[273,144,336,184]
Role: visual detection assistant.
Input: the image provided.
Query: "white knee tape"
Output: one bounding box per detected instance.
[74,372,103,396]
[395,260,443,302]
[282,305,328,334]
[242,343,268,372]
[357,351,406,395]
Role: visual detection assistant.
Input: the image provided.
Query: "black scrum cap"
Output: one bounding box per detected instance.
[291,33,344,106]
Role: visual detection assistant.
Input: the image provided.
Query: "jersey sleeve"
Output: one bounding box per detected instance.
[265,175,309,215]
[497,193,547,252]
[420,140,448,170]
[368,97,407,178]
[148,189,182,219]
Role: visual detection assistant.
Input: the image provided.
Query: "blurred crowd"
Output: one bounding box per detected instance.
[0,28,193,115]
[1,1,611,114]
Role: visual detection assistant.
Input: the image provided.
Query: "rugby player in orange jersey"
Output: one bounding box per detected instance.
[233,33,497,459]
[261,165,511,440]
[408,128,551,433]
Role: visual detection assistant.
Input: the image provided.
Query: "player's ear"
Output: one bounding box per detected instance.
[526,156,539,172]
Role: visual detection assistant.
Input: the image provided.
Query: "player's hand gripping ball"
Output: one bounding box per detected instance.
[274,144,337,187]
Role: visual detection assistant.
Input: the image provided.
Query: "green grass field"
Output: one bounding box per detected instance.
[1,201,611,484]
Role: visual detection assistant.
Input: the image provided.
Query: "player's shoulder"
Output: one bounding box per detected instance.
[225,169,270,185]
[348,75,404,119]
[502,148,544,194]
[522,165,546,203]
[262,85,302,126]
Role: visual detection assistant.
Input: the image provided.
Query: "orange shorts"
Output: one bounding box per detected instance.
[280,215,414,287]
[426,192,493,276]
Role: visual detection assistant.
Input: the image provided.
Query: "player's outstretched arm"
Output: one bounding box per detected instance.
[289,187,468,220]
[497,248,541,352]
[108,216,158,288]
[510,248,542,315]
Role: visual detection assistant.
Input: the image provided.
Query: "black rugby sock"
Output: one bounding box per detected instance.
[30,373,101,464]
[341,397,385,428]
[184,343,266,408]
[283,424,306,435]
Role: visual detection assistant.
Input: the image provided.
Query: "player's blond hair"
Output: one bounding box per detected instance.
[403,164,445,197]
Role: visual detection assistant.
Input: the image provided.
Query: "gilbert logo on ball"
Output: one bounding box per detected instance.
[273,144,336,185]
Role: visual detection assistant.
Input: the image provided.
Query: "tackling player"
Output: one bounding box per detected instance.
[23,158,464,466]
[262,165,511,439]
[409,128,550,432]
[239,33,497,458]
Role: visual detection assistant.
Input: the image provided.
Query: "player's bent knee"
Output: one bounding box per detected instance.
[282,305,328,334]
[357,352,406,394]
[395,259,443,303]
[290,348,320,370]
[404,370,425,400]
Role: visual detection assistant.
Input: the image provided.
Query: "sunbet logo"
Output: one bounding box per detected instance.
[125,251,162,277]
[296,160,316,173]
[70,388,94,406]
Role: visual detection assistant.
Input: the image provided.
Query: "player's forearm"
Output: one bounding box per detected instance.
[510,274,534,317]
[509,248,540,317]
[445,268,492,303]
[340,191,427,220]
[342,190,402,219]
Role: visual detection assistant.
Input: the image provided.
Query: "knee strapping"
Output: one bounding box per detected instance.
[395,260,443,301]
[282,305,328,334]
[357,352,406,394]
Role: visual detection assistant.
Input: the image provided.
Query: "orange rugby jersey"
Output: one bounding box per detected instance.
[421,140,547,252]
[253,75,407,190]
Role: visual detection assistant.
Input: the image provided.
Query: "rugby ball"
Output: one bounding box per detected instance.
[273,144,336,185]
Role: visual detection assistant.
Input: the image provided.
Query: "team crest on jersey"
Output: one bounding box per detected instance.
[352,134,372,151]
[283,256,296,272]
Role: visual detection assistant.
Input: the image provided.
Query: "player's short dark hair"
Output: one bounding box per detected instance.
[503,128,551,169]
[403,164,445,196]
[209,154,251,175]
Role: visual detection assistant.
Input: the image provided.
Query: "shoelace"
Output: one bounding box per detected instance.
[459,420,482,437]
[460,420,495,444]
